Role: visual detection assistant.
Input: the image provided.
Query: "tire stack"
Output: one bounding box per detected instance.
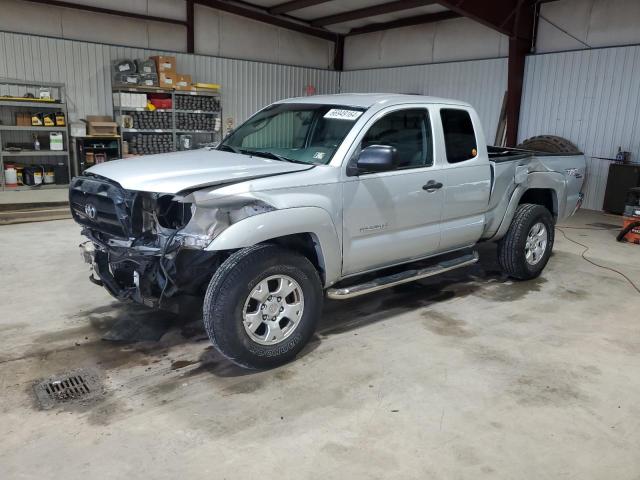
[128,133,173,155]
[131,111,171,130]
[175,95,220,112]
[176,112,215,132]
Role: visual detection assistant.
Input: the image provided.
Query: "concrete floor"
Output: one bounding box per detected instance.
[1,210,639,479]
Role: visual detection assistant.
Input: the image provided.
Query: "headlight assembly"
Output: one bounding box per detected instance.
[177,199,275,249]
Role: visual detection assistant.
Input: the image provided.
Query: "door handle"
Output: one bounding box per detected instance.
[422,181,443,192]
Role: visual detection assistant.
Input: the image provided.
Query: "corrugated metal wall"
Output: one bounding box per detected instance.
[340,58,508,144]
[519,45,640,210]
[0,31,340,126]
[3,29,639,211]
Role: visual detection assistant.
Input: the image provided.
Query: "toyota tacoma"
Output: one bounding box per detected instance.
[70,94,586,368]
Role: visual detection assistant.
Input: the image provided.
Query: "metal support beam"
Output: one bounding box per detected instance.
[24,0,187,26]
[186,0,195,53]
[506,36,528,146]
[312,0,438,27]
[505,1,536,146]
[333,35,344,71]
[348,11,460,36]
[270,0,332,15]
[195,0,336,40]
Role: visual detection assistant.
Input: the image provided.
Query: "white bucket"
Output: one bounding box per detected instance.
[4,167,17,187]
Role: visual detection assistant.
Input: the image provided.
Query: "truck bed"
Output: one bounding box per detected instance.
[482,145,586,240]
[487,145,582,163]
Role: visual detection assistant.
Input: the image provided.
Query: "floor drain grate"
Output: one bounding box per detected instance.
[34,368,102,409]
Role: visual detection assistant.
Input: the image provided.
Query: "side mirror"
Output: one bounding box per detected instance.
[352,145,398,174]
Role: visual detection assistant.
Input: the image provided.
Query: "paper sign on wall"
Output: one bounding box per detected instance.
[324,109,363,121]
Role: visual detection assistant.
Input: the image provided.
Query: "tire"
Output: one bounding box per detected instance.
[517,135,580,154]
[203,244,323,369]
[497,204,555,280]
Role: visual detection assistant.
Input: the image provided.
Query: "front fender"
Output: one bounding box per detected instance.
[206,206,342,287]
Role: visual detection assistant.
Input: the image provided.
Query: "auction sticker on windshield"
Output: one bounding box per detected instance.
[324,109,363,121]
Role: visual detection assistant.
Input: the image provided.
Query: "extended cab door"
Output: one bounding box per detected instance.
[435,107,491,251]
[342,106,446,276]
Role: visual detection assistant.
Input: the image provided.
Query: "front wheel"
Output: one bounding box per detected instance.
[497,204,555,280]
[203,244,323,369]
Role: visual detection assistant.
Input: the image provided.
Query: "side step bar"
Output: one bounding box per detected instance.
[326,251,479,300]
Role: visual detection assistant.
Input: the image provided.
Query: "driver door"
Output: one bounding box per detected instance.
[342,107,445,276]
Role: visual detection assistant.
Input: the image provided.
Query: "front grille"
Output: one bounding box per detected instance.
[69,175,135,238]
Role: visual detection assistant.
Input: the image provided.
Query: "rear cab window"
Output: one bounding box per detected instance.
[440,108,478,163]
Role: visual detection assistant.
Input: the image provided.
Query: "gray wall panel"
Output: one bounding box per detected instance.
[340,58,508,144]
[0,31,340,130]
[519,45,640,210]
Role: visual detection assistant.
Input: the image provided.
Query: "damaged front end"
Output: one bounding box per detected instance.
[69,174,270,311]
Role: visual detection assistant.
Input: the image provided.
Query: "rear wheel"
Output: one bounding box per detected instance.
[203,244,323,369]
[498,204,555,280]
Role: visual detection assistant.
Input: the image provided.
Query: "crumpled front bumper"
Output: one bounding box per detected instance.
[79,241,146,304]
[80,237,221,311]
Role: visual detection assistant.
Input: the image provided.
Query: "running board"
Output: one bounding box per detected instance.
[326,251,479,300]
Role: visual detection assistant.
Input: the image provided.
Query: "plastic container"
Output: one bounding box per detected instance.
[4,164,18,188]
[49,132,64,151]
[43,166,55,184]
[23,166,44,186]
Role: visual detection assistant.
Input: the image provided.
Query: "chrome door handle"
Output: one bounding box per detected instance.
[422,181,443,192]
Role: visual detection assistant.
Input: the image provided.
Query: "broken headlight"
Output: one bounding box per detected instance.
[177,199,275,249]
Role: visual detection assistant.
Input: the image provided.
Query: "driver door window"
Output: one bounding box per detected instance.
[360,109,432,169]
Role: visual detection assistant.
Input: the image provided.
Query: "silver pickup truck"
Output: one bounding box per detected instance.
[70,94,585,368]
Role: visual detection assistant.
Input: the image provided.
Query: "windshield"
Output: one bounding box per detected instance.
[219,103,365,164]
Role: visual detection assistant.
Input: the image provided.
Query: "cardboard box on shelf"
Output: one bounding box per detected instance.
[86,115,118,136]
[159,72,177,89]
[16,112,31,126]
[175,74,194,91]
[151,55,176,74]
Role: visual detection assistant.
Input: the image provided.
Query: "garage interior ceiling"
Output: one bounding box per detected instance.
[23,0,559,145]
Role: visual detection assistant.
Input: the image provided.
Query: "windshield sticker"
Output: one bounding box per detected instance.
[324,109,363,121]
[313,152,326,160]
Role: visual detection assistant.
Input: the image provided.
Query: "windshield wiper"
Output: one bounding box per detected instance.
[240,149,308,164]
[218,144,240,154]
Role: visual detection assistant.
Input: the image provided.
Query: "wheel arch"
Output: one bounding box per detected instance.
[492,172,566,241]
[205,207,342,287]
[518,187,558,217]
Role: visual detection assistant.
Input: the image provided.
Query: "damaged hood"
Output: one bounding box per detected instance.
[85,149,313,194]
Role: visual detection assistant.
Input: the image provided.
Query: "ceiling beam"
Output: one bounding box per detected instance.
[24,0,187,26]
[269,0,332,15]
[435,0,518,36]
[311,0,439,27]
[195,0,337,41]
[347,11,460,36]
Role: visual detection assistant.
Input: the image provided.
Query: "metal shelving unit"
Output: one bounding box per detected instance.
[74,135,121,174]
[113,86,222,155]
[0,78,71,191]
